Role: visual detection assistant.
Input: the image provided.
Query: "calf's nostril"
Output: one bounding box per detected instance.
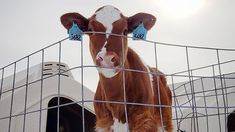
[99,56,103,61]
[111,56,116,63]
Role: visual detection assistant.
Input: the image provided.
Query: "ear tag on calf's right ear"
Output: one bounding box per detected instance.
[68,22,83,41]
[132,23,147,40]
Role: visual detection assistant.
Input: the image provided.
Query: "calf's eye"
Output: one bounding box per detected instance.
[123,29,128,35]
[87,28,95,35]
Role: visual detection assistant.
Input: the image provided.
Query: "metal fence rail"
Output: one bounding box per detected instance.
[0,32,235,132]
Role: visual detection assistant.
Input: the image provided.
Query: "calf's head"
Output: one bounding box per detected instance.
[61,5,156,78]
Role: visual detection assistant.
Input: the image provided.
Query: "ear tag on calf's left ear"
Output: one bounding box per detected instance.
[68,22,83,41]
[132,23,147,40]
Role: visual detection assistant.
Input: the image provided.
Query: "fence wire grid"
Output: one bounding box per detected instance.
[0,32,235,132]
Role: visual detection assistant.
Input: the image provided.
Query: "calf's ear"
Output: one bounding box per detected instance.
[60,13,89,32]
[127,13,156,33]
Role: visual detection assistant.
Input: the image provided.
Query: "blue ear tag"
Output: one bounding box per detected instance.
[132,23,147,40]
[68,22,83,41]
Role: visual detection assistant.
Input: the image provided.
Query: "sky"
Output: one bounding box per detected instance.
[0,0,235,91]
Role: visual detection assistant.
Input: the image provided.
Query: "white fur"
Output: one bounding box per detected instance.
[147,66,154,95]
[95,5,121,38]
[111,118,128,132]
[141,60,154,95]
[95,119,128,132]
[96,45,107,61]
[138,55,154,95]
[96,44,119,78]
[97,67,119,78]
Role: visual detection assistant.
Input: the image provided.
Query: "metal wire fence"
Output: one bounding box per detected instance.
[0,32,235,132]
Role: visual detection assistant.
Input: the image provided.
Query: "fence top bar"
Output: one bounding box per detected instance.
[84,32,235,51]
[1,32,235,70]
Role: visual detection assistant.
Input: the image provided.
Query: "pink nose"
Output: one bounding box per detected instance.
[96,53,119,67]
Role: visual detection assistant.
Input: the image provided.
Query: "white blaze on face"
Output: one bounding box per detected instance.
[95,6,121,38]
[94,6,122,78]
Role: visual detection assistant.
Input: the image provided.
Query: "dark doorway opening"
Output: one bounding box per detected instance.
[46,97,96,132]
[228,110,235,132]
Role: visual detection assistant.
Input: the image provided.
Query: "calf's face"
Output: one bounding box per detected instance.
[61,5,156,78]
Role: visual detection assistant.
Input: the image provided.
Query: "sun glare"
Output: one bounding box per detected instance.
[157,0,205,18]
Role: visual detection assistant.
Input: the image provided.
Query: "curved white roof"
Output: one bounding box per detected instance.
[0,62,95,132]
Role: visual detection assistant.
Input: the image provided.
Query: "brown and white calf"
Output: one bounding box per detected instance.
[61,5,173,132]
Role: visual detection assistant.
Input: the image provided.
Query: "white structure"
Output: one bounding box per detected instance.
[0,62,96,132]
[172,73,235,132]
